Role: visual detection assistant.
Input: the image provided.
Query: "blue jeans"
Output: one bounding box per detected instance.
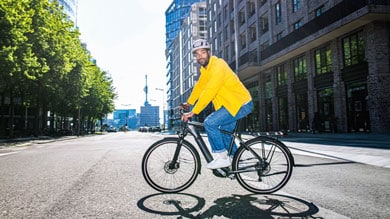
[204,101,253,156]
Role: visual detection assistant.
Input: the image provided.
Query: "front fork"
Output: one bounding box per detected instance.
[169,136,185,169]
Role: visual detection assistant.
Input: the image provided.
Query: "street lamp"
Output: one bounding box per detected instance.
[155,88,165,130]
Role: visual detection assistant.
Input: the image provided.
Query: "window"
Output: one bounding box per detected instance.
[225,44,230,61]
[264,80,273,99]
[261,13,269,33]
[276,31,283,41]
[199,20,206,31]
[239,9,245,26]
[315,45,332,75]
[250,24,257,42]
[231,41,235,57]
[223,45,229,60]
[249,25,256,43]
[275,2,282,24]
[276,64,287,86]
[199,7,206,19]
[315,5,325,17]
[240,32,246,49]
[278,97,288,130]
[294,19,302,30]
[293,56,307,81]
[296,93,308,131]
[248,1,255,17]
[292,0,300,13]
[343,31,365,67]
[230,20,235,35]
[260,0,267,7]
[223,5,228,19]
[224,27,228,43]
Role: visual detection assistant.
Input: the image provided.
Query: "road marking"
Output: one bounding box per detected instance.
[0,151,19,157]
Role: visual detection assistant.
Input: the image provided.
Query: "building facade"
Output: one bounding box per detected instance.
[170,2,208,127]
[166,0,390,133]
[57,0,77,23]
[201,0,390,133]
[139,105,160,127]
[165,0,205,129]
[113,109,137,130]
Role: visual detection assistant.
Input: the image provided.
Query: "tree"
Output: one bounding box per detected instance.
[0,0,116,138]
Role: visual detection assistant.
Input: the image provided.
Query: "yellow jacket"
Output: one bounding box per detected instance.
[187,56,252,116]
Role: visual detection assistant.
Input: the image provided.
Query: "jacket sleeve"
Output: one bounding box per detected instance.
[191,60,227,114]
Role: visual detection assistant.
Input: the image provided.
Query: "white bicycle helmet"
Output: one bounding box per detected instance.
[191,39,210,53]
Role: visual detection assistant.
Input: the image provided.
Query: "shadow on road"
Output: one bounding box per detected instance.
[137,193,323,218]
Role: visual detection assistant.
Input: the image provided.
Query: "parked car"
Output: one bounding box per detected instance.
[107,126,117,132]
[138,126,148,132]
[148,126,161,132]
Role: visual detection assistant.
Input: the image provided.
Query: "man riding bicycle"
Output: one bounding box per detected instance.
[181,39,253,169]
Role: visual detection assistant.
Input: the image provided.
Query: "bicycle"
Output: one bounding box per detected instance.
[141,109,294,194]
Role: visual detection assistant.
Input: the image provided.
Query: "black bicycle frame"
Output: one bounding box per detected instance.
[185,122,214,163]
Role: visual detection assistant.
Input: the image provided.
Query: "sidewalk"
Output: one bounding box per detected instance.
[0,135,78,151]
[278,132,390,168]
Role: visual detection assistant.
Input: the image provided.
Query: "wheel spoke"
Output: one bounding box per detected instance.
[142,139,200,193]
[233,137,293,194]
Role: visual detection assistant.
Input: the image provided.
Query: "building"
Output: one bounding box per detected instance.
[170,2,210,126]
[166,0,390,133]
[139,104,160,128]
[165,0,205,129]
[138,75,160,128]
[113,109,137,130]
[57,0,78,23]
[165,0,205,47]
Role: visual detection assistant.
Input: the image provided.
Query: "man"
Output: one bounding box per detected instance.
[181,39,253,169]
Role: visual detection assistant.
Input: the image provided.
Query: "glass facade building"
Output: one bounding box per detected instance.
[165,0,204,129]
[57,0,77,23]
[165,0,204,47]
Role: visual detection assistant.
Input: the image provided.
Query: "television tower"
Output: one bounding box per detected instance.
[143,74,150,106]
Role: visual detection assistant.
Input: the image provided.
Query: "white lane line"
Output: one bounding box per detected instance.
[0,151,19,157]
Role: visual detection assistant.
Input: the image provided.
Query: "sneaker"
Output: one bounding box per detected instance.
[206,157,231,169]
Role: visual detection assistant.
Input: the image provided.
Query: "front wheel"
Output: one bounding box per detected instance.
[141,138,201,193]
[232,136,293,194]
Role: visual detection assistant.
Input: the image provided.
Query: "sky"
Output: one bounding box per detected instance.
[76,0,172,112]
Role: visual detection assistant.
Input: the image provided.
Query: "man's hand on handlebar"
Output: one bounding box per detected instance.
[179,103,194,122]
[181,111,194,122]
[179,102,190,111]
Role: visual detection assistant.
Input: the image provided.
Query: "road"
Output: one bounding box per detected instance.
[0,132,389,218]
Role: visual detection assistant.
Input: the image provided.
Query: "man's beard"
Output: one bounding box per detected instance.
[197,57,209,67]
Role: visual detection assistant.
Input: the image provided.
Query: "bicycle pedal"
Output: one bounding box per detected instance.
[212,168,228,178]
[228,174,236,180]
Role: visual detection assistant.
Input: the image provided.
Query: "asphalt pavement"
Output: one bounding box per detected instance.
[1,131,390,168]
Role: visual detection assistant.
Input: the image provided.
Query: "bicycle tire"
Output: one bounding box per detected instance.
[141,137,201,193]
[232,136,293,194]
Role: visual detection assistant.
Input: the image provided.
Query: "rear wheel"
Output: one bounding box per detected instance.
[232,137,293,194]
[141,138,200,193]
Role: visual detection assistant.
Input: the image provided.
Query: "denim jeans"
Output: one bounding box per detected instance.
[204,101,253,156]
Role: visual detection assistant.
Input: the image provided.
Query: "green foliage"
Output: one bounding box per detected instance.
[0,0,116,136]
